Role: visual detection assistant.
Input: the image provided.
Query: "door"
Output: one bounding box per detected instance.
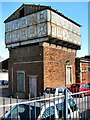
[29,76,37,97]
[66,66,72,85]
[17,71,25,92]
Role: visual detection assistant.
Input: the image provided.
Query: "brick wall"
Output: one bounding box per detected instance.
[75,58,80,83]
[42,43,76,89]
[8,42,77,97]
[8,44,44,97]
[80,62,90,83]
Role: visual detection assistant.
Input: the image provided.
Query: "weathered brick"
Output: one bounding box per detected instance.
[8,43,77,97]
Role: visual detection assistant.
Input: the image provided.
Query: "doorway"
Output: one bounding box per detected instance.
[29,76,37,97]
[17,71,25,92]
[66,65,72,85]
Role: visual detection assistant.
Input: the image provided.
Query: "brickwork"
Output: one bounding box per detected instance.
[80,62,90,83]
[8,43,77,97]
[43,43,76,89]
[8,44,44,97]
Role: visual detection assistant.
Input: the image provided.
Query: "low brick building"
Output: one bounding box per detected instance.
[4,4,81,98]
[80,56,90,83]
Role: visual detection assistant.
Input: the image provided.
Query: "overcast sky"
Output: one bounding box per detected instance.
[0,1,88,60]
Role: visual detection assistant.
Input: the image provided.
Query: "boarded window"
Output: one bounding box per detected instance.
[29,76,37,97]
[17,71,25,92]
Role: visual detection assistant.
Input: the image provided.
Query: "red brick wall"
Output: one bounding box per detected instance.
[80,62,90,83]
[8,43,77,97]
[43,44,76,89]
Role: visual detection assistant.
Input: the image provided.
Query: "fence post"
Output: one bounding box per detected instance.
[64,89,68,120]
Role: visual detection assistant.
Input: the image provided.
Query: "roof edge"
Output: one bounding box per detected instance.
[4,4,81,27]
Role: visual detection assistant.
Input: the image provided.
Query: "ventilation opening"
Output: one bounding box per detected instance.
[20,8,24,18]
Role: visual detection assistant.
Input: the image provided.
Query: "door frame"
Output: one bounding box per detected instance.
[17,71,25,92]
[29,75,37,97]
[66,65,72,85]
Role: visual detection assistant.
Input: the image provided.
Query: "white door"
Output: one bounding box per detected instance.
[66,66,72,85]
[29,76,37,97]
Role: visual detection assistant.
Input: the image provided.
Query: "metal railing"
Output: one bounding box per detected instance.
[0,90,90,120]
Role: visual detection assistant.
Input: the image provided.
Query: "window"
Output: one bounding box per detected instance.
[66,65,72,85]
[82,84,90,88]
[29,76,37,97]
[17,71,25,92]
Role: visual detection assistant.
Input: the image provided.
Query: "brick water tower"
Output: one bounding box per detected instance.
[4,4,81,98]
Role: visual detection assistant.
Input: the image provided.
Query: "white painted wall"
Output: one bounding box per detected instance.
[0,72,8,81]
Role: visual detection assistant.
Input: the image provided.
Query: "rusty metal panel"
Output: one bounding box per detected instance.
[68,21,73,32]
[11,30,20,43]
[5,9,81,48]
[76,25,81,35]
[51,23,57,38]
[5,32,12,44]
[51,11,58,25]
[5,21,12,32]
[27,13,37,26]
[37,23,47,37]
[68,32,73,42]
[19,28,27,41]
[77,35,81,45]
[62,29,68,41]
[37,10,47,23]
[57,15,63,27]
[19,17,27,29]
[47,10,51,22]
[47,22,51,36]
[57,26,63,40]
[27,25,37,38]
[49,10,81,45]
[12,19,19,31]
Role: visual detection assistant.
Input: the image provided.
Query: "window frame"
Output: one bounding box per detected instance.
[66,65,72,85]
